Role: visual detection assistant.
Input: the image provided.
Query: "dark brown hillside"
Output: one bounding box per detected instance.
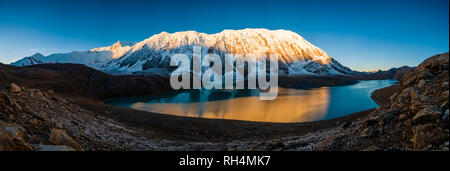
[0,63,172,99]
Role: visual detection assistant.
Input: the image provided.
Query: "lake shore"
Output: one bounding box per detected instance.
[71,83,396,143]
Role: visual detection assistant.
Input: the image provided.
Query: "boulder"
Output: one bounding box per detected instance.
[362,118,379,127]
[0,129,14,151]
[0,122,25,139]
[379,110,399,124]
[417,79,426,89]
[401,75,417,87]
[8,83,21,93]
[0,122,32,151]
[413,105,443,124]
[441,101,448,110]
[342,121,352,129]
[398,114,408,121]
[48,129,83,151]
[47,89,55,97]
[12,137,33,151]
[409,97,422,114]
[442,81,449,89]
[360,127,379,138]
[3,126,20,138]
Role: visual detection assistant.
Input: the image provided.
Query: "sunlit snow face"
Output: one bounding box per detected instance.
[169,46,279,100]
[12,29,346,77]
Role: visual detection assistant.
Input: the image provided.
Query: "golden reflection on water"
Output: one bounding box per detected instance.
[131,87,330,123]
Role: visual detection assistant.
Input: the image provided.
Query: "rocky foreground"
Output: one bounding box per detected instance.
[203,52,448,151]
[265,52,449,151]
[0,53,448,151]
[0,84,160,150]
[318,53,449,150]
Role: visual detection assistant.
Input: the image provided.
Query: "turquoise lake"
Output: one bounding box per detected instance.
[106,80,396,123]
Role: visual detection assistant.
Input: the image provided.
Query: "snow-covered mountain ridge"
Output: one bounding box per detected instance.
[11,29,354,76]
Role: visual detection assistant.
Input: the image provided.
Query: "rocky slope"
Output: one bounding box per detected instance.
[276,52,449,151]
[328,52,449,150]
[0,83,162,150]
[213,52,448,151]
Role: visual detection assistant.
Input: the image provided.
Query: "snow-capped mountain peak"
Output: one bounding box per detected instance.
[90,41,133,59]
[131,29,331,63]
[11,29,354,76]
[11,53,46,66]
[30,53,45,58]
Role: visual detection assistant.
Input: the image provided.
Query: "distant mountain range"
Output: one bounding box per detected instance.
[11,29,355,76]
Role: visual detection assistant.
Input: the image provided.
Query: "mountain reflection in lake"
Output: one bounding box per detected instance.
[106,80,396,123]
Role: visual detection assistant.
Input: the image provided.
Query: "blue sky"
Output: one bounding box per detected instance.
[0,0,448,71]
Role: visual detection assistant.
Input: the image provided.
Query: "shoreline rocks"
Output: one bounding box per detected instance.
[317,52,449,151]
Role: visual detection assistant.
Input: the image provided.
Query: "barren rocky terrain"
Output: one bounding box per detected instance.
[0,53,448,151]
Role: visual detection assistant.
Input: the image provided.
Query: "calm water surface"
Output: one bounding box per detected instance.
[106,80,396,123]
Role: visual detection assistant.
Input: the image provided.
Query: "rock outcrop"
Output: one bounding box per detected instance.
[320,52,449,150]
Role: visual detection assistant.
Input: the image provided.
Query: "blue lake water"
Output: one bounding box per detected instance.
[106,80,396,123]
